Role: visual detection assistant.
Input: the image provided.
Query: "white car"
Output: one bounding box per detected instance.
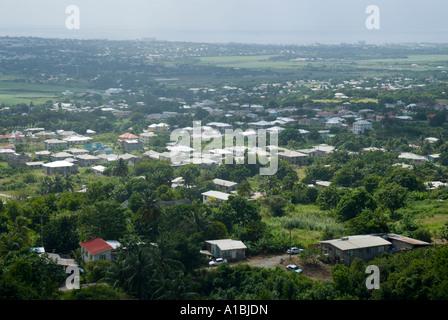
[287,247,304,254]
[286,264,303,274]
[209,258,227,267]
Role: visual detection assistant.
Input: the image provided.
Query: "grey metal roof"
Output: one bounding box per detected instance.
[319,235,391,251]
[205,239,247,251]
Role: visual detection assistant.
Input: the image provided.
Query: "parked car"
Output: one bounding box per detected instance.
[286,264,303,274]
[209,257,227,267]
[287,247,304,254]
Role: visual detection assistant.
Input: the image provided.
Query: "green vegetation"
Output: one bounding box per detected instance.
[1,37,448,301]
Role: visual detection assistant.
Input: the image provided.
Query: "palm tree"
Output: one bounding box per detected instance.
[63,174,74,193]
[52,174,64,193]
[39,176,53,195]
[183,204,210,235]
[237,179,252,197]
[112,158,129,177]
[137,189,163,225]
[123,247,153,299]
[0,216,34,258]
[149,239,184,276]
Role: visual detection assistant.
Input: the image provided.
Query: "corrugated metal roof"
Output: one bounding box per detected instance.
[319,235,391,251]
[80,238,113,255]
[387,234,431,245]
[205,239,247,251]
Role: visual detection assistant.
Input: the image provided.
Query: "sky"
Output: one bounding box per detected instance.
[0,0,447,44]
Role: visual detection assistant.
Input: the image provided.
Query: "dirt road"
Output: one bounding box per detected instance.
[235,254,333,281]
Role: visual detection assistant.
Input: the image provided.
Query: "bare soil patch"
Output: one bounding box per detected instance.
[236,254,332,281]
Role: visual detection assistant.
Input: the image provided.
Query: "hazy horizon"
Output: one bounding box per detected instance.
[0,0,447,45]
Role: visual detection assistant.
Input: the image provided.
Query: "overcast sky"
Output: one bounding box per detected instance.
[0,0,447,44]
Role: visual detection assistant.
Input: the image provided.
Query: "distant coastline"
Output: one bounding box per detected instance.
[0,27,447,46]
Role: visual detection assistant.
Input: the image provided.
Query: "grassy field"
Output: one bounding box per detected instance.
[0,81,87,105]
[198,55,310,69]
[197,53,448,72]
[261,203,344,247]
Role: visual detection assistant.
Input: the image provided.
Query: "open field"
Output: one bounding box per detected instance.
[198,53,448,73]
[198,55,311,69]
[0,81,87,105]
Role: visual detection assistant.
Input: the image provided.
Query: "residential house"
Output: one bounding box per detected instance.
[398,152,428,164]
[79,238,120,263]
[319,235,392,265]
[318,234,431,265]
[148,123,169,133]
[213,178,238,193]
[51,152,73,162]
[352,120,373,134]
[277,150,308,166]
[204,239,247,260]
[202,190,231,204]
[76,154,100,167]
[64,148,90,156]
[121,139,143,152]
[91,165,107,176]
[26,161,44,170]
[6,153,32,168]
[43,160,78,175]
[44,139,68,151]
[139,132,158,144]
[314,144,335,157]
[63,135,93,146]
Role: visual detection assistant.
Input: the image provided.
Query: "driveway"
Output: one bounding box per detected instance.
[236,254,333,281]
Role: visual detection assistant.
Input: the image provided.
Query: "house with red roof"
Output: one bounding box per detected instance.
[118,132,139,142]
[79,238,120,262]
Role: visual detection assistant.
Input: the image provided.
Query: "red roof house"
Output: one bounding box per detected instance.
[79,238,115,262]
[118,132,139,141]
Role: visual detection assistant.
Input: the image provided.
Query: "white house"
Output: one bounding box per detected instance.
[352,120,373,134]
[202,190,231,204]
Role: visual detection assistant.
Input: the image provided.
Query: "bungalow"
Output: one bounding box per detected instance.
[91,165,107,176]
[314,144,335,157]
[44,139,68,151]
[76,154,101,167]
[213,178,238,193]
[26,161,44,170]
[6,153,32,168]
[119,153,139,165]
[64,148,90,156]
[352,120,373,134]
[139,132,158,144]
[79,238,120,263]
[121,139,143,152]
[319,235,392,265]
[398,152,428,164]
[51,152,73,162]
[63,135,92,146]
[318,234,431,265]
[202,190,231,204]
[43,160,78,175]
[148,123,169,134]
[204,239,247,260]
[277,150,308,166]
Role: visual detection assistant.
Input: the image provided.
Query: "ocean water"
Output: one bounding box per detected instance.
[0,27,446,45]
